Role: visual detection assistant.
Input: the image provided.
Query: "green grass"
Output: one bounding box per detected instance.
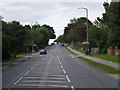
[3,54,26,63]
[71,47,119,63]
[78,56,120,74]
[91,54,119,63]
[71,47,86,54]
[16,55,26,58]
[64,46,77,55]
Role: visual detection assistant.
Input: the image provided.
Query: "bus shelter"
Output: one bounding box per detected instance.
[81,42,90,55]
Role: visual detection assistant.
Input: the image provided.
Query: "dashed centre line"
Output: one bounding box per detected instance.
[14,46,75,89]
[71,86,75,90]
[66,75,71,82]
[57,55,72,84]
[63,69,66,74]
[61,65,63,69]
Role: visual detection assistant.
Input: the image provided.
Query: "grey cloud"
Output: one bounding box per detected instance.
[1,2,105,39]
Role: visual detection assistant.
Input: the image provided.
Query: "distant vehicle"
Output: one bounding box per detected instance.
[51,43,55,45]
[61,43,64,46]
[40,50,47,55]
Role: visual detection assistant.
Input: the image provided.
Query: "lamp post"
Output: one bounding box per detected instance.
[78,7,90,55]
[78,7,88,42]
[31,22,38,53]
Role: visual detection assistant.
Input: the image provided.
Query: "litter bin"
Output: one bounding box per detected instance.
[86,51,88,55]
[86,51,90,55]
[88,51,90,55]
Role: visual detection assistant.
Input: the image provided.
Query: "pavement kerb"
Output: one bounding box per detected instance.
[67,46,119,69]
[2,52,36,70]
[2,45,51,69]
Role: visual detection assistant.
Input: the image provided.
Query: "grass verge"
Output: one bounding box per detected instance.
[71,47,119,63]
[78,56,120,74]
[64,46,77,55]
[3,54,26,63]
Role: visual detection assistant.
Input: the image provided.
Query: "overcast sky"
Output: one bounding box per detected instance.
[0,0,112,43]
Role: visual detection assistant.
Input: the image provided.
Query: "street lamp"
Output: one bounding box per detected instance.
[78,7,89,42]
[78,7,90,55]
[31,22,38,53]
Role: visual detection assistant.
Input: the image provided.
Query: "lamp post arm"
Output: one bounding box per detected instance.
[78,7,89,42]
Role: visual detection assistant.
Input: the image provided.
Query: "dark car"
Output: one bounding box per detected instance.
[40,50,47,55]
[51,43,55,45]
[61,43,64,46]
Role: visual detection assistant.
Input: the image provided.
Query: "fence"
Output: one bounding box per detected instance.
[107,46,119,55]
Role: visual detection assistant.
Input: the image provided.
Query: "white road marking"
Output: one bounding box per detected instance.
[57,55,64,69]
[41,56,48,61]
[35,63,38,66]
[21,80,67,83]
[25,71,30,75]
[31,67,34,70]
[18,84,69,88]
[42,75,64,77]
[66,75,71,82]
[25,77,65,80]
[13,53,49,85]
[63,69,66,74]
[71,86,75,90]
[61,65,63,69]
[57,46,72,86]
[14,77,23,85]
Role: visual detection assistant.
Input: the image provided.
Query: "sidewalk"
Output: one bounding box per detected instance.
[67,46,119,69]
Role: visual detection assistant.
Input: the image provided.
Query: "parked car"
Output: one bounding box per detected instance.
[40,50,47,55]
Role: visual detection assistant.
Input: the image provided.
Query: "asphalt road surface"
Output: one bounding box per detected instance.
[2,44,119,89]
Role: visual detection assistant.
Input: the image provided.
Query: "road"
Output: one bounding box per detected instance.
[2,44,118,89]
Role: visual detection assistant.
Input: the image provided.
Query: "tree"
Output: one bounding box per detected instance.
[2,21,29,58]
[2,20,54,60]
[87,1,120,54]
[97,2,120,47]
[88,24,108,53]
[104,2,120,47]
[42,24,56,39]
[24,25,31,30]
[2,32,11,59]
[36,27,50,48]
[56,17,92,45]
